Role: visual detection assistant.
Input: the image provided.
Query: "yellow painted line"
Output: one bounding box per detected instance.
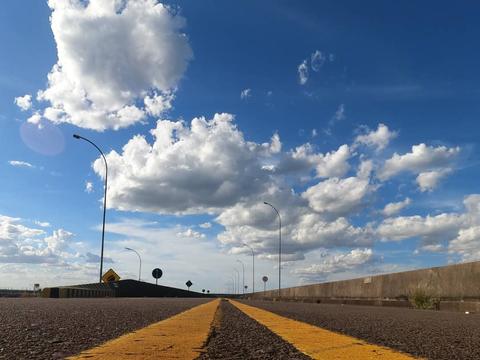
[69,299,220,360]
[231,300,421,360]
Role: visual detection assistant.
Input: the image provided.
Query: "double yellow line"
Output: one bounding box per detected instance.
[70,299,420,359]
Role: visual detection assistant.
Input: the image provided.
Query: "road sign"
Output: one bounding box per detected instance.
[262,275,268,292]
[186,280,193,290]
[262,276,268,282]
[102,268,120,283]
[152,268,163,285]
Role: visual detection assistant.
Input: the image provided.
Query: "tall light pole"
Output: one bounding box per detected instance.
[73,134,108,283]
[243,243,254,294]
[233,268,240,295]
[263,201,281,298]
[125,247,142,281]
[236,259,245,295]
[230,275,236,295]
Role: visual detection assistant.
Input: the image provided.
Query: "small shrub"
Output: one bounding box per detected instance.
[410,289,439,310]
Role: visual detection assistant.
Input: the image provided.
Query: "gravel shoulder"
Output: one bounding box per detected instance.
[0,297,208,359]
[241,300,480,360]
[199,299,310,360]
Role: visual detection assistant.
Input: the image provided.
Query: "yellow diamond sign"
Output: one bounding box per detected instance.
[102,268,120,283]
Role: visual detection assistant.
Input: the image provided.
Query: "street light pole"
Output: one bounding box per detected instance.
[243,243,254,294]
[233,268,240,295]
[263,201,281,298]
[236,259,245,295]
[73,134,108,283]
[125,247,142,281]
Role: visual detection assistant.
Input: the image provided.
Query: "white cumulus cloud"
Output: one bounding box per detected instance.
[302,176,374,217]
[295,248,374,281]
[33,0,192,131]
[354,123,397,151]
[85,181,94,193]
[382,198,411,217]
[378,143,460,188]
[416,169,452,192]
[94,113,273,214]
[14,94,32,111]
[199,222,212,229]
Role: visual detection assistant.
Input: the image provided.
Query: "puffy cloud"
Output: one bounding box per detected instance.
[33,0,192,131]
[144,92,174,117]
[290,214,373,248]
[0,215,74,264]
[302,176,374,217]
[298,60,308,85]
[85,181,94,193]
[378,143,460,181]
[87,115,466,267]
[377,213,463,243]
[8,160,34,168]
[376,194,480,258]
[356,159,374,179]
[176,228,206,239]
[274,144,350,178]
[448,226,480,261]
[354,123,397,151]
[199,222,212,229]
[382,198,411,217]
[416,169,452,192]
[94,113,272,214]
[295,248,374,280]
[240,88,252,99]
[314,145,351,178]
[14,94,32,111]
[27,112,42,126]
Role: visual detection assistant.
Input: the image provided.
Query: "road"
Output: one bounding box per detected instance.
[241,299,480,360]
[0,297,208,359]
[1,297,479,359]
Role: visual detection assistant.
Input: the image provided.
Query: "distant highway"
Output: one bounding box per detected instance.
[1,297,479,359]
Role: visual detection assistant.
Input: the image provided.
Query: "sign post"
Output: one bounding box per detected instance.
[262,276,268,293]
[102,268,121,283]
[186,280,193,291]
[152,268,163,285]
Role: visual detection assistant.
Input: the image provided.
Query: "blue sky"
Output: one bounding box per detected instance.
[1,0,480,292]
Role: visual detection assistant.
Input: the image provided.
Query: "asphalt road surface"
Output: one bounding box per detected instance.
[241,299,480,360]
[0,297,208,359]
[2,297,480,359]
[199,299,310,360]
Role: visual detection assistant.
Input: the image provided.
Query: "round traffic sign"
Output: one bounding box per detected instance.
[262,276,268,282]
[152,268,163,279]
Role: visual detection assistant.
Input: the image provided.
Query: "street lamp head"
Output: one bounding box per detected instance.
[125,247,132,251]
[263,201,268,205]
[73,134,81,139]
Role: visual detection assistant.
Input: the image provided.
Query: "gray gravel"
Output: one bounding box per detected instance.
[0,297,208,359]
[199,299,310,360]
[241,300,480,360]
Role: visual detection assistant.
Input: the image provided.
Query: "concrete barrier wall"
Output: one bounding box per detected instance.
[42,280,210,298]
[253,261,480,301]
